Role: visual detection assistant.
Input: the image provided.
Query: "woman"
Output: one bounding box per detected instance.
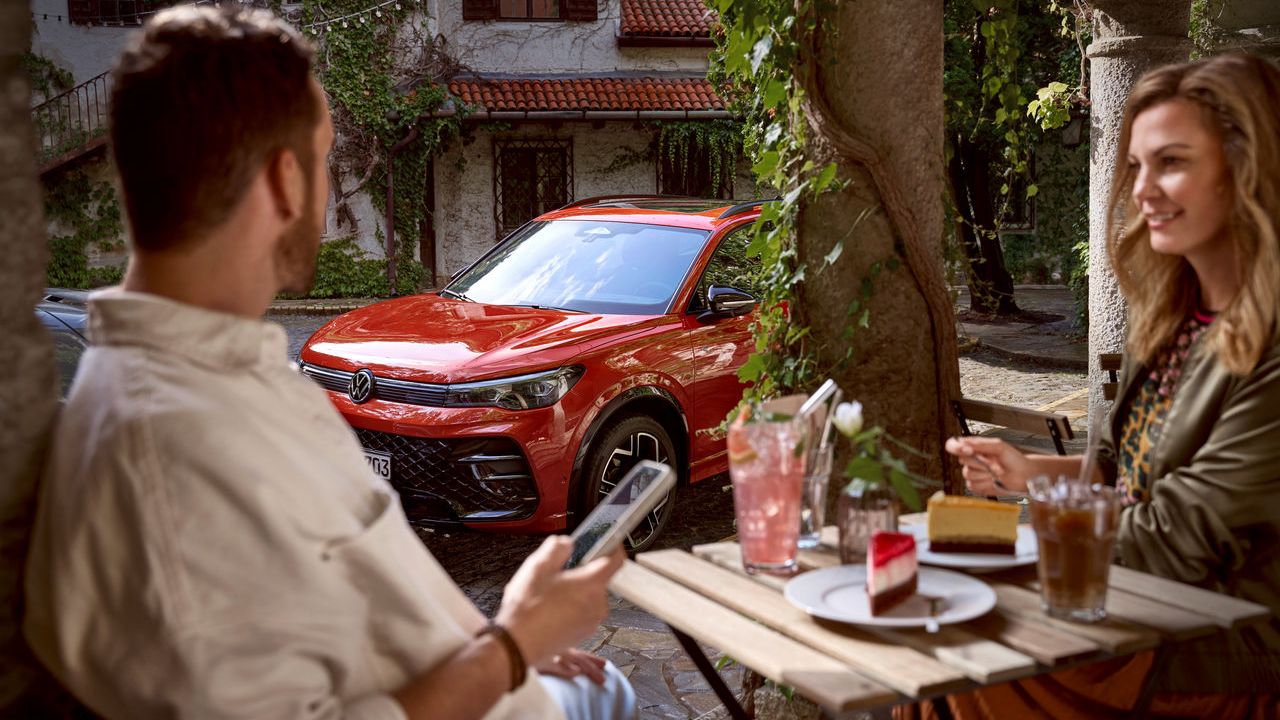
[942,53,1280,718]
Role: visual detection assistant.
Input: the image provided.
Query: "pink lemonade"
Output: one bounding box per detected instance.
[728,414,804,575]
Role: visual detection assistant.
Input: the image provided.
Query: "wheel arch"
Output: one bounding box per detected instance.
[568,386,689,523]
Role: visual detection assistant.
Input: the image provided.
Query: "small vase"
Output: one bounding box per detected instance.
[837,479,899,564]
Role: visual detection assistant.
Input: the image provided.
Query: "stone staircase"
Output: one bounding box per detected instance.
[32,69,111,175]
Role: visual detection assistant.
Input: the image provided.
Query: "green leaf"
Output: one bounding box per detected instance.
[1048,81,1069,93]
[737,353,766,384]
[845,456,883,484]
[824,241,843,266]
[814,162,839,191]
[753,151,780,178]
[888,469,922,512]
[1026,184,1039,198]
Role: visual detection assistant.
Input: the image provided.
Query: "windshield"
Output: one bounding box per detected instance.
[446,220,709,315]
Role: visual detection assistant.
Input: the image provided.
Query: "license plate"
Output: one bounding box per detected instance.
[363,449,392,481]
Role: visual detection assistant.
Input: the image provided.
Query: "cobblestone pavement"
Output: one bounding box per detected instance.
[267,285,1088,718]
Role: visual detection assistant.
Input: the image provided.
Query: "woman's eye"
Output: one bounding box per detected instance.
[1160,156,1184,167]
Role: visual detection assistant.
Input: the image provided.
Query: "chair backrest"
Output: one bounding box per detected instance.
[1099,353,1123,401]
[952,398,1075,455]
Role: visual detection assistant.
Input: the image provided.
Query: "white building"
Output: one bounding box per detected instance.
[29,0,750,287]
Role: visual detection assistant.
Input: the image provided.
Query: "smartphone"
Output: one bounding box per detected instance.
[564,460,676,569]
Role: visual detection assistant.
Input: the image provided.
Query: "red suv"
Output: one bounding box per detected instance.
[299,197,765,549]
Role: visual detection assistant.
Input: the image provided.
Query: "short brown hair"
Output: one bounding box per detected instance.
[109,5,318,251]
[1108,53,1280,374]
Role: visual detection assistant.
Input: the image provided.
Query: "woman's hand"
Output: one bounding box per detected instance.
[944,436,1034,496]
[534,647,608,685]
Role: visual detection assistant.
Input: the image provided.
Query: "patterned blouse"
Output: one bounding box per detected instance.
[1116,310,1216,505]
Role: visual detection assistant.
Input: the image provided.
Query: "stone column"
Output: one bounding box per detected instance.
[1086,1,1191,430]
[0,0,60,713]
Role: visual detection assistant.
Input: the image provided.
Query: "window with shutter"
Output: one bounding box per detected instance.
[561,0,596,21]
[462,0,499,20]
[67,0,169,25]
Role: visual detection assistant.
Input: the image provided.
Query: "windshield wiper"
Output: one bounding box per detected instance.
[439,289,474,302]
[526,304,585,313]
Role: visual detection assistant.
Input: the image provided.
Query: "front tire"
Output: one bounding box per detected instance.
[577,414,678,553]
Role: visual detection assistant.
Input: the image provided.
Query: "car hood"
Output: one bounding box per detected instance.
[301,293,658,383]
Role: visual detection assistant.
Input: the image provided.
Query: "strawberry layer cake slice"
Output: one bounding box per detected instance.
[866,530,919,615]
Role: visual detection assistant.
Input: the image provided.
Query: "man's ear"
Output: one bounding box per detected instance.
[265,147,305,223]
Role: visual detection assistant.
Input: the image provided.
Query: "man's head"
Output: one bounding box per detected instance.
[110,5,332,295]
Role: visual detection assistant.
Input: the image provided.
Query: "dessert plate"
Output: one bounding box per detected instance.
[906,524,1038,570]
[784,565,996,628]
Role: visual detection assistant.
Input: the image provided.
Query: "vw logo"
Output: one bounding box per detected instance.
[349,369,376,404]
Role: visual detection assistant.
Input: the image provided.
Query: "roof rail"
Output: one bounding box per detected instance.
[717,199,775,220]
[559,195,668,210]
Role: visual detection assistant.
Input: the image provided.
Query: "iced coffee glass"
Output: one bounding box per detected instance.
[1027,476,1121,623]
[728,396,805,576]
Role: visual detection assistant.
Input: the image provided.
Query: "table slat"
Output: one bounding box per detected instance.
[671,547,975,695]
[609,561,897,712]
[963,610,1102,666]
[988,581,1159,654]
[1107,565,1272,630]
[693,544,1037,684]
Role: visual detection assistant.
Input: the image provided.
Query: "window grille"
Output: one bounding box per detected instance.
[494,139,573,239]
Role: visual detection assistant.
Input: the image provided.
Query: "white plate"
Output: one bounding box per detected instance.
[905,524,1038,570]
[784,565,996,628]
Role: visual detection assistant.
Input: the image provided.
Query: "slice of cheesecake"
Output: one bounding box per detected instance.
[866,530,918,615]
[926,491,1019,555]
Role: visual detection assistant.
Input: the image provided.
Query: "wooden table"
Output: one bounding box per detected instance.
[609,520,1272,719]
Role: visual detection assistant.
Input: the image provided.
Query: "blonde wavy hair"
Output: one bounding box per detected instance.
[1108,53,1280,375]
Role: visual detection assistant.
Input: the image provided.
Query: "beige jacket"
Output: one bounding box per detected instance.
[1101,334,1280,692]
[23,291,562,720]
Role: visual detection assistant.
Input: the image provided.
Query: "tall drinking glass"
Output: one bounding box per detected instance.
[798,444,833,549]
[728,397,805,576]
[1027,476,1121,623]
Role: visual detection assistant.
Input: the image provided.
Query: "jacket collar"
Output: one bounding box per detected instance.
[87,288,288,371]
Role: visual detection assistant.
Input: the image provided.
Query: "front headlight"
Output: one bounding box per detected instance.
[443,366,584,410]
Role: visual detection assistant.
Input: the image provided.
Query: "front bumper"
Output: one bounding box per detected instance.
[353,428,540,524]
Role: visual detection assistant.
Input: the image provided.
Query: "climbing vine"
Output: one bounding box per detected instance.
[655,119,743,195]
[710,0,843,399]
[22,52,73,102]
[43,169,125,288]
[299,0,463,294]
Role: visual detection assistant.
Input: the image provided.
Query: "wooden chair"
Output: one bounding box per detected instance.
[1100,353,1123,401]
[951,398,1075,455]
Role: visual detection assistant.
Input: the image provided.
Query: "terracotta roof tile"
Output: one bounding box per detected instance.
[620,0,712,38]
[447,77,726,113]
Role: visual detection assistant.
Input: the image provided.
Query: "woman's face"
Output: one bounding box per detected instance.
[1128,98,1233,264]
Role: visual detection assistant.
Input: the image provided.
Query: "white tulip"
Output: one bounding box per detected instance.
[832,401,864,438]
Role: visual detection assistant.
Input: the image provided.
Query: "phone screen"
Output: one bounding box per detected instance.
[565,462,672,568]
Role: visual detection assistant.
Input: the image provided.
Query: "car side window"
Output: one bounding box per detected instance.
[689,225,765,312]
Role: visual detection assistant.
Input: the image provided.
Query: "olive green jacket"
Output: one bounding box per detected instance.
[1100,335,1280,693]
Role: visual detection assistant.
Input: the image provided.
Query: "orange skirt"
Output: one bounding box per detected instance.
[895,652,1280,720]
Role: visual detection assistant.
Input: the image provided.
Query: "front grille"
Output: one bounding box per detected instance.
[300,362,449,406]
[354,428,539,522]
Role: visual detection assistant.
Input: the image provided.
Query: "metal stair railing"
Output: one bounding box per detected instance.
[32,69,112,173]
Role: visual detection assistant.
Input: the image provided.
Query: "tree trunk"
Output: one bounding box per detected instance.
[0,2,66,714]
[948,135,1019,315]
[795,0,961,496]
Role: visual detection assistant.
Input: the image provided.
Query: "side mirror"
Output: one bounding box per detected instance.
[700,285,757,321]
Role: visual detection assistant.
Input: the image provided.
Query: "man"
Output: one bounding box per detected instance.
[23,7,634,719]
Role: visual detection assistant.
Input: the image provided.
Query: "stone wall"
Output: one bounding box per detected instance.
[428,0,708,75]
[29,0,133,85]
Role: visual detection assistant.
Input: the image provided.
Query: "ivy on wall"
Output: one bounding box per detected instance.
[22,52,73,101]
[303,0,462,295]
[43,169,125,289]
[655,119,743,194]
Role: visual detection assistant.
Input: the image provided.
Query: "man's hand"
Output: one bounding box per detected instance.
[534,647,608,685]
[496,537,624,669]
